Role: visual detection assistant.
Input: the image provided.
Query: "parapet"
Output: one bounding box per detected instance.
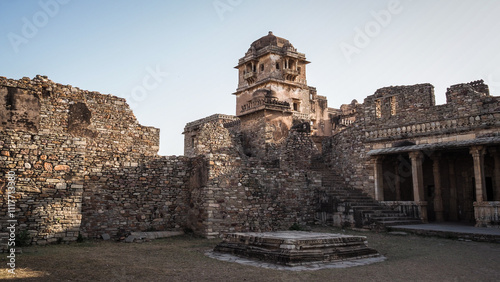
[0,75,160,156]
[446,79,490,103]
[183,114,239,133]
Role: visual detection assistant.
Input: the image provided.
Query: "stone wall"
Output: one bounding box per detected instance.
[81,156,193,239]
[0,129,85,244]
[0,76,183,244]
[363,81,498,140]
[1,75,327,244]
[188,153,321,238]
[182,119,323,237]
[0,75,159,156]
[184,122,240,157]
[324,80,500,197]
[183,114,239,157]
[6,73,497,244]
[280,124,320,170]
[323,123,374,195]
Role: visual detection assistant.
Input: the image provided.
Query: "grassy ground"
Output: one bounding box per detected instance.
[1,227,499,281]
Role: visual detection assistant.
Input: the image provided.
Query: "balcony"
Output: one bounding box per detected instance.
[243,71,256,84]
[282,69,298,81]
[240,97,291,114]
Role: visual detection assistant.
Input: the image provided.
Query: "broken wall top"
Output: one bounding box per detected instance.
[0,75,160,156]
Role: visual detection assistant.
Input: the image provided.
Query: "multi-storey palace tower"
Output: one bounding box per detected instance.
[232,32,334,156]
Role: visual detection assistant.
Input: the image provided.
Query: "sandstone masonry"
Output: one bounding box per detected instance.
[2,33,500,246]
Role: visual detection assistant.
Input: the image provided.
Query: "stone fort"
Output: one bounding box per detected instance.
[1,32,499,244]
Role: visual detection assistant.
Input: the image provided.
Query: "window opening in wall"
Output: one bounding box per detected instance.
[191,136,195,147]
[390,96,397,116]
[260,64,264,72]
[276,63,280,70]
[246,63,252,73]
[297,67,301,74]
[375,99,382,118]
[253,64,256,72]
[293,102,299,111]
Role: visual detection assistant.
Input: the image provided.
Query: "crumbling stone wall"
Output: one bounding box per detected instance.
[325,80,500,197]
[0,86,40,132]
[81,156,192,238]
[183,114,239,157]
[1,75,325,244]
[0,129,85,244]
[280,124,320,170]
[0,75,159,155]
[0,76,184,244]
[187,153,320,238]
[187,122,240,157]
[182,119,323,237]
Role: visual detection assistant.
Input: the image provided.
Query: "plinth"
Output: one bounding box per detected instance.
[212,231,382,267]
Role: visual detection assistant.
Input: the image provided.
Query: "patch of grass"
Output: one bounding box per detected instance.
[1,227,499,281]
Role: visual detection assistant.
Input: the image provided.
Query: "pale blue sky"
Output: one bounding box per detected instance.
[2,0,500,156]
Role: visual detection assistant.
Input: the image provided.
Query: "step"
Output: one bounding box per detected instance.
[377,220,423,226]
[350,204,388,209]
[356,210,402,217]
[332,197,375,202]
[371,216,419,222]
[316,170,425,230]
[329,192,372,198]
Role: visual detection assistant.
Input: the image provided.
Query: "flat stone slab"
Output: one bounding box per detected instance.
[389,223,500,243]
[206,250,386,271]
[212,231,383,267]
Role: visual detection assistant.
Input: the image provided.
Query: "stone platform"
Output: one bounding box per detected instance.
[212,231,382,267]
[388,223,500,243]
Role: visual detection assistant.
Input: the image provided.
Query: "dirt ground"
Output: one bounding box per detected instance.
[1,226,499,281]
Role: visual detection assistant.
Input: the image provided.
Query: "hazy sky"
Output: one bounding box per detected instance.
[2,0,500,156]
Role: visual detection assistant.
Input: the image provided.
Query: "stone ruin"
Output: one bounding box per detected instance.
[210,231,383,269]
[1,32,500,246]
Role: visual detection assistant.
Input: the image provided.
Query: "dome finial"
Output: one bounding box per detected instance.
[268,31,273,35]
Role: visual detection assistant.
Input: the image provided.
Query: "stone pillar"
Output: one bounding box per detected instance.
[409,151,427,222]
[490,147,500,201]
[448,158,458,221]
[374,156,384,201]
[470,146,486,202]
[431,154,444,222]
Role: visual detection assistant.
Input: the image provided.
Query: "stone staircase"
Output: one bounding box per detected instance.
[314,168,422,230]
